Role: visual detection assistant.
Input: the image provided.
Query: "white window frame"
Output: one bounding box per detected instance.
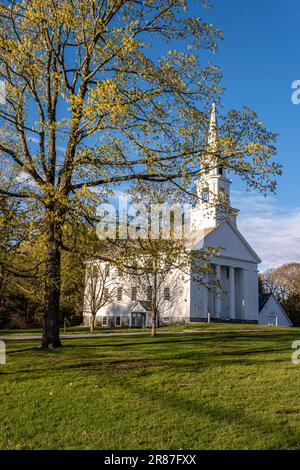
[164,287,170,301]
[147,286,152,301]
[103,287,109,301]
[102,316,108,326]
[117,287,123,302]
[115,316,121,327]
[131,286,137,301]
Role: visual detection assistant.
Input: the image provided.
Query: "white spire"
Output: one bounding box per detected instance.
[190,102,239,230]
[207,102,217,151]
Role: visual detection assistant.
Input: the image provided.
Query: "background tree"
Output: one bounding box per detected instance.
[0,0,281,348]
[260,263,300,325]
[0,169,86,327]
[123,238,218,336]
[0,231,85,328]
[118,182,220,336]
[83,260,120,331]
[0,161,41,325]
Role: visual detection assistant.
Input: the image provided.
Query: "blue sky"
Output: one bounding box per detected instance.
[198,0,300,269]
[204,0,300,204]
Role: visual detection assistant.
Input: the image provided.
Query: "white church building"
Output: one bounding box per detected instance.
[83,105,292,328]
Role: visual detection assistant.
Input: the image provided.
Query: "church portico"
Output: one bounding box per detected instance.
[213,264,235,321]
[204,262,256,323]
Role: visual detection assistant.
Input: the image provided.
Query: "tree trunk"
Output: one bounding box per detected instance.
[151,309,157,337]
[151,272,158,337]
[41,221,62,349]
[90,315,95,332]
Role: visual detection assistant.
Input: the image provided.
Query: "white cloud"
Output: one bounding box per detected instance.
[232,191,300,271]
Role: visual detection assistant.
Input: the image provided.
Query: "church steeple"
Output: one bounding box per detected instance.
[190,103,238,231]
[205,102,225,178]
[207,102,217,151]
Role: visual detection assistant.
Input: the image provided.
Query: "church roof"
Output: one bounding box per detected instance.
[225,220,261,263]
[202,227,216,237]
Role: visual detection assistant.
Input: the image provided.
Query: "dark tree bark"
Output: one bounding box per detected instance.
[41,220,62,349]
[151,271,158,337]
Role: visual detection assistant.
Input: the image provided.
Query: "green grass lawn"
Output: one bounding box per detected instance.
[0,322,283,336]
[0,326,147,336]
[1,323,300,450]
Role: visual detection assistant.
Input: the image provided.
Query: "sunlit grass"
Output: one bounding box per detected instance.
[0,324,300,449]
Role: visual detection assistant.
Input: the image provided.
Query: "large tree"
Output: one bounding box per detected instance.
[0,0,281,348]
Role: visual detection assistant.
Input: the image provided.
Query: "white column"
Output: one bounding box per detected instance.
[215,264,221,318]
[241,268,248,321]
[229,267,235,320]
[203,275,209,319]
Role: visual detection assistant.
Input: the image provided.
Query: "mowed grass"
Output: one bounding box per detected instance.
[1,324,300,450]
[0,326,146,336]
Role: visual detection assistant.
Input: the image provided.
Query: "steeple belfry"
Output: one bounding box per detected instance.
[190,103,239,231]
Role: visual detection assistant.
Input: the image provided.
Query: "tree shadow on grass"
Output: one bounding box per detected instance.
[4,350,290,384]
[5,329,298,353]
[3,332,295,383]
[116,378,300,450]
[7,347,42,355]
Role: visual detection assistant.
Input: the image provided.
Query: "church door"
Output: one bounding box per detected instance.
[131,313,145,328]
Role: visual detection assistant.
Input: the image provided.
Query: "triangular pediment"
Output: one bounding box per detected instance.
[192,221,261,264]
[130,301,152,313]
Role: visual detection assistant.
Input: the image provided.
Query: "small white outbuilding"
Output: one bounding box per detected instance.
[258,293,293,327]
